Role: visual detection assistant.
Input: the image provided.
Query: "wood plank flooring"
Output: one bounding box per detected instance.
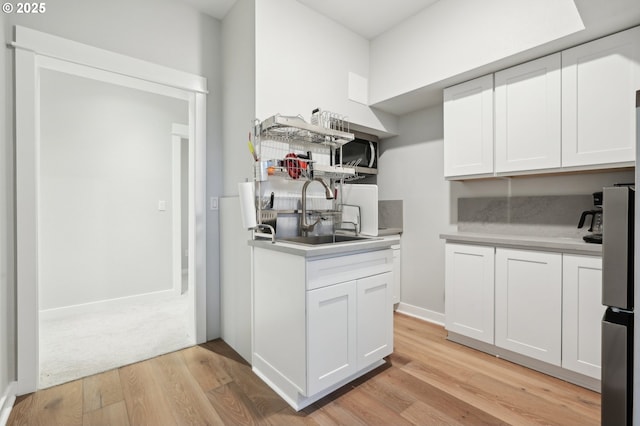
[8,313,600,425]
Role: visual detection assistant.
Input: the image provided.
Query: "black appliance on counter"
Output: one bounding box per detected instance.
[578,191,603,244]
[601,185,635,425]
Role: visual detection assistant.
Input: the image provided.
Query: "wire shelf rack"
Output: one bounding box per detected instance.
[255,114,354,148]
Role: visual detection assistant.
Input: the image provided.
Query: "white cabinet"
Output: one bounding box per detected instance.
[495,54,562,173]
[495,248,562,365]
[392,247,400,305]
[356,273,394,368]
[307,280,357,396]
[252,247,393,410]
[307,271,393,396]
[562,27,640,167]
[445,243,495,344]
[443,75,494,178]
[444,26,640,180]
[562,254,605,379]
[445,242,604,385]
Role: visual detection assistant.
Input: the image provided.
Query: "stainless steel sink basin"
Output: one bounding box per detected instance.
[278,235,372,245]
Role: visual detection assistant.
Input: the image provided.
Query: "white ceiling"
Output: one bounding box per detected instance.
[179,0,441,38]
[177,0,236,19]
[297,0,441,39]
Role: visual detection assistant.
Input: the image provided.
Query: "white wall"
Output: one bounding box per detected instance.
[39,70,186,310]
[1,10,15,402]
[254,0,397,134]
[377,104,635,319]
[369,0,584,106]
[377,105,451,322]
[6,0,223,336]
[220,0,255,362]
[222,0,256,196]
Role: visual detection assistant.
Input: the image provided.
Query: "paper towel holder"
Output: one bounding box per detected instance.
[238,180,276,243]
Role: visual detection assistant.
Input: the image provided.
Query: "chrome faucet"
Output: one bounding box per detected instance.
[301,177,334,236]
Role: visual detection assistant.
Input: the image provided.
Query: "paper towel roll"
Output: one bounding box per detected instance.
[238,181,257,229]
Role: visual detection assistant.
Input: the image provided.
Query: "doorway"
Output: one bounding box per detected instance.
[36,69,193,388]
[13,26,207,394]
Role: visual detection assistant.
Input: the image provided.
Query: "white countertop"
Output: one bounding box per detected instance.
[248,236,395,258]
[377,227,402,236]
[440,231,602,255]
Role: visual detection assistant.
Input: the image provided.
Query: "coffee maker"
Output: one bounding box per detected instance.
[577,191,603,244]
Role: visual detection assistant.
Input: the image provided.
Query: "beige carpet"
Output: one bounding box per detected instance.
[39,293,193,388]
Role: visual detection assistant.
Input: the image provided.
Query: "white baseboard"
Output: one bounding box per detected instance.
[40,289,177,321]
[0,381,17,426]
[396,302,445,326]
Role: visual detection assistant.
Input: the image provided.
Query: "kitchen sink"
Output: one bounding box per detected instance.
[278,235,373,245]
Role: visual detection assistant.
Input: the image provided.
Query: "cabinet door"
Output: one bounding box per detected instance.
[307,281,357,396]
[562,27,640,167]
[562,254,605,379]
[357,272,393,369]
[495,248,562,365]
[495,53,561,173]
[445,244,495,344]
[444,75,494,178]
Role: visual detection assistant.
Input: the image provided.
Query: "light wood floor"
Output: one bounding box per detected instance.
[8,313,600,425]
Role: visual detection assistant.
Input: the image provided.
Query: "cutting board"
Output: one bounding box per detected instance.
[340,184,378,236]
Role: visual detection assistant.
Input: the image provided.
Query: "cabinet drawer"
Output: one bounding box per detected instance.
[307,249,393,291]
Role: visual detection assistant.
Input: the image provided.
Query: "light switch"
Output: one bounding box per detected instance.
[158,200,167,211]
[210,196,219,210]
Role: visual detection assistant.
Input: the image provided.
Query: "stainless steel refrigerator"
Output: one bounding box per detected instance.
[602,185,635,425]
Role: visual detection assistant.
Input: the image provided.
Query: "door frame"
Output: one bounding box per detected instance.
[172,124,190,295]
[12,26,208,394]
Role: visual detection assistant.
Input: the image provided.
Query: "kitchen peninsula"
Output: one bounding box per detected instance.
[249,237,395,410]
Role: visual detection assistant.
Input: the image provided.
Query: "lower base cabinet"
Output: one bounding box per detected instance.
[445,242,603,386]
[495,248,562,366]
[392,244,401,305]
[445,244,495,344]
[253,247,394,410]
[307,280,357,396]
[562,254,604,379]
[307,272,393,396]
[356,273,394,367]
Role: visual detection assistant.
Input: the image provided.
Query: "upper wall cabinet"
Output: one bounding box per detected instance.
[443,75,494,178]
[561,27,640,167]
[444,26,640,180]
[495,54,561,173]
